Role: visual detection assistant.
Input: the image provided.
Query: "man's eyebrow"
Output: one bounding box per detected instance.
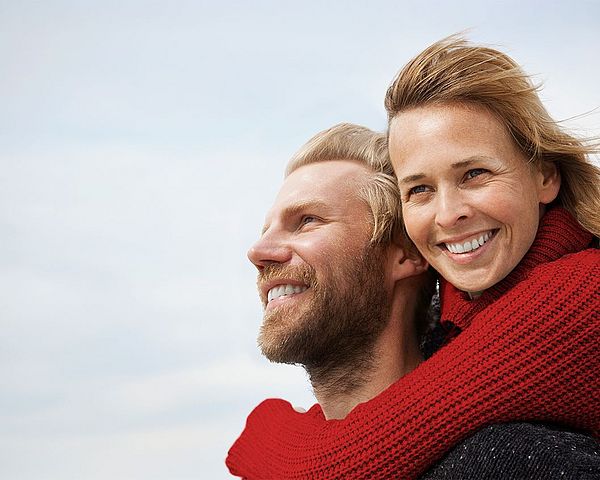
[261,200,329,235]
[286,200,330,216]
[398,157,493,184]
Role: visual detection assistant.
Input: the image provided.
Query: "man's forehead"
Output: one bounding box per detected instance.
[275,160,369,199]
[282,160,370,195]
[264,160,371,223]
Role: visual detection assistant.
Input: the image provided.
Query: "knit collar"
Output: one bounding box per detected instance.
[440,207,593,330]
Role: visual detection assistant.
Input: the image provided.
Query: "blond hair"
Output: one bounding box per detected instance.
[286,123,408,248]
[385,35,600,237]
[286,123,435,334]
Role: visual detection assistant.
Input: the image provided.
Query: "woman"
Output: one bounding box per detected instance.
[227,37,599,479]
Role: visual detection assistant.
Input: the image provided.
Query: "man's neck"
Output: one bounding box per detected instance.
[308,305,423,420]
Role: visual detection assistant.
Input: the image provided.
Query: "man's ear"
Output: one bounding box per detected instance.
[388,242,428,281]
[536,161,561,205]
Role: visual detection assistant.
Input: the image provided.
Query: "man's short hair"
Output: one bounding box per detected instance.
[285,123,435,335]
[286,123,411,249]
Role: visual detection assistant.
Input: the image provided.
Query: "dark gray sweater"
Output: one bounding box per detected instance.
[421,423,600,479]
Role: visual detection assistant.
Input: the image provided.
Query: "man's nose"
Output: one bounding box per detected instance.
[247,231,292,270]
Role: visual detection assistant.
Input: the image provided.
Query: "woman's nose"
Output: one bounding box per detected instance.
[434,188,472,229]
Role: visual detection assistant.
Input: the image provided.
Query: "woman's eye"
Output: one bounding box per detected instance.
[465,168,488,179]
[408,185,429,196]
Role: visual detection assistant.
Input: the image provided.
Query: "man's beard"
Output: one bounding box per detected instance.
[257,244,390,382]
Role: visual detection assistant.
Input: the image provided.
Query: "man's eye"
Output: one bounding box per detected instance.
[300,215,317,226]
[465,168,488,179]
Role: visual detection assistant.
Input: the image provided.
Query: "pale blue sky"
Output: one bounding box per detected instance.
[1,1,599,479]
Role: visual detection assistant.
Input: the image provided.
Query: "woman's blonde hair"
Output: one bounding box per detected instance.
[385,35,600,237]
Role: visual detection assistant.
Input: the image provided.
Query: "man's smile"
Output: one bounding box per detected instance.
[267,284,309,302]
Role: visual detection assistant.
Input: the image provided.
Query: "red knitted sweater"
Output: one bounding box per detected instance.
[227,208,600,479]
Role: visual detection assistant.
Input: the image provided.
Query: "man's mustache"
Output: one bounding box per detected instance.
[258,264,316,285]
[257,264,317,303]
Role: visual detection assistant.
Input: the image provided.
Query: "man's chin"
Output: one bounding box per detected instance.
[258,314,314,365]
[258,327,300,364]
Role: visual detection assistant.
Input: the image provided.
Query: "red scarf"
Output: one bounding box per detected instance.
[227,207,599,479]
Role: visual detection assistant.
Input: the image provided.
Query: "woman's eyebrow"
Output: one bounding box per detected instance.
[398,156,494,185]
[398,173,426,185]
[451,156,492,170]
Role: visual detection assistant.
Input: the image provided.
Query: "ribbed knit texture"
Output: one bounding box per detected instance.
[227,207,600,479]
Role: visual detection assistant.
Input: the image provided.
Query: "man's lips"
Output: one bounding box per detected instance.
[267,284,309,302]
[259,278,310,304]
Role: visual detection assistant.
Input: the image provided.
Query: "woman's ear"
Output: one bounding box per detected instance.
[537,161,561,205]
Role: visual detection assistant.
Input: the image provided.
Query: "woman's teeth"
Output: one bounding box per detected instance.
[445,231,492,254]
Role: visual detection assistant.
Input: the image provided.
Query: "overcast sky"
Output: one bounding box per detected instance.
[1,1,599,479]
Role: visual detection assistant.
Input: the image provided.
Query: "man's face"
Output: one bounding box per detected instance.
[247,161,394,367]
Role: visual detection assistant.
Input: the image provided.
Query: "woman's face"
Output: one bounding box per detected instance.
[388,103,560,293]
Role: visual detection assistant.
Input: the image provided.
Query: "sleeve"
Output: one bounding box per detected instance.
[226,250,600,480]
[421,423,600,480]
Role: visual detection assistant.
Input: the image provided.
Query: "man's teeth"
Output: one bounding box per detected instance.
[445,231,492,254]
[267,284,308,302]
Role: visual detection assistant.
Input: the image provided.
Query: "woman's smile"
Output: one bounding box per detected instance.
[389,102,560,293]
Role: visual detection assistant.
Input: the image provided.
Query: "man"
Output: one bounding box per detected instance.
[228,123,600,479]
[247,123,430,422]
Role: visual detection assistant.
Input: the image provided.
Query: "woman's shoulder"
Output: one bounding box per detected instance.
[533,246,599,276]
[508,247,599,310]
